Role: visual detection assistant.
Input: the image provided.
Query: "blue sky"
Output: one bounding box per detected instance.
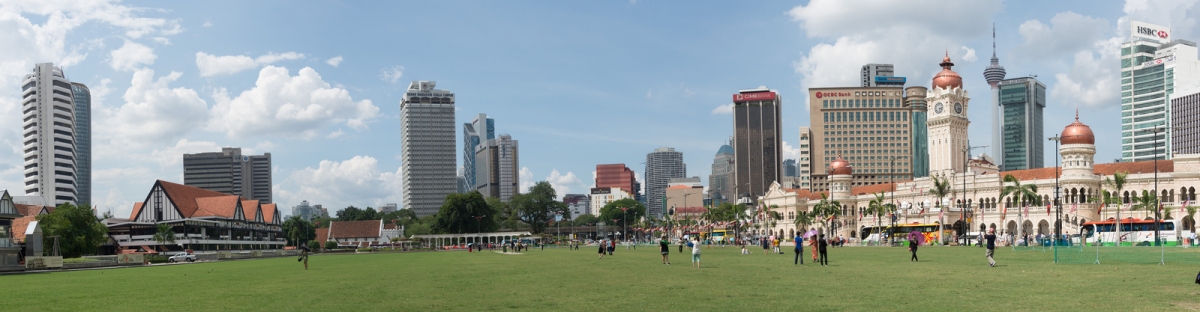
[1,0,1198,218]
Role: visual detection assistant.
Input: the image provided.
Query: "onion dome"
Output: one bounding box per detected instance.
[932,52,963,90]
[1061,109,1095,145]
[828,154,852,175]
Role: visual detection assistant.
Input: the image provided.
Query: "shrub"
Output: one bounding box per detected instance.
[307,240,321,251]
[356,248,373,252]
[146,255,169,264]
[324,241,339,250]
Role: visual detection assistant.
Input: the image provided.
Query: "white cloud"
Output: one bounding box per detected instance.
[96,69,208,150]
[149,139,222,168]
[788,0,1000,96]
[202,20,212,27]
[195,51,306,77]
[520,167,534,192]
[326,56,343,67]
[109,40,155,71]
[208,66,380,139]
[1049,37,1123,108]
[781,140,802,161]
[711,103,733,115]
[960,46,977,62]
[545,170,584,199]
[276,156,403,210]
[379,65,404,83]
[255,141,278,152]
[1015,12,1110,60]
[152,37,170,45]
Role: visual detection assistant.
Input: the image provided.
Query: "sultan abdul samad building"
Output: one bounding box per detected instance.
[758,54,1200,243]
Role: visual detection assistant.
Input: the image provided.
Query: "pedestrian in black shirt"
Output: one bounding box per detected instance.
[985,228,997,267]
[818,234,829,266]
[659,236,671,265]
[909,238,919,262]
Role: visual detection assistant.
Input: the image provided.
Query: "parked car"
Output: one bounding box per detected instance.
[168,252,196,263]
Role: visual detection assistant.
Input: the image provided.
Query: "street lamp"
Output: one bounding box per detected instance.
[620,207,629,244]
[890,156,898,245]
[555,211,563,247]
[1142,126,1166,265]
[474,215,485,251]
[1050,135,1061,263]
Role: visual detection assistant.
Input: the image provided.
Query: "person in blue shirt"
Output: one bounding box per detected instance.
[793,234,804,265]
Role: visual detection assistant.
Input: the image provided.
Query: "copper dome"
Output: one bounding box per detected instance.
[1061,109,1095,145]
[932,52,962,89]
[828,154,852,175]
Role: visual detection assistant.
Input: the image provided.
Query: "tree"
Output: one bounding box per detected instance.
[283,216,316,246]
[336,206,381,221]
[35,202,108,258]
[307,240,321,252]
[383,209,419,227]
[928,176,952,244]
[573,214,599,227]
[598,198,646,237]
[1000,174,1041,238]
[433,191,497,234]
[1184,205,1197,234]
[152,224,176,253]
[865,192,895,245]
[487,197,522,230]
[512,182,569,234]
[811,193,842,237]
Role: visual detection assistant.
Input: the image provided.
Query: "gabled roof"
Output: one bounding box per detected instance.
[329,220,383,239]
[157,180,230,217]
[315,227,330,243]
[11,216,36,243]
[14,204,49,217]
[262,203,277,223]
[241,200,260,221]
[193,196,241,218]
[129,202,144,220]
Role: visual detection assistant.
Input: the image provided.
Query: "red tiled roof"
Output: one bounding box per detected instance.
[997,167,1061,181]
[801,190,829,201]
[852,183,896,196]
[11,216,35,243]
[383,223,398,230]
[1094,160,1173,175]
[315,227,330,243]
[241,200,260,220]
[193,196,241,218]
[14,204,49,217]
[129,202,144,220]
[157,180,230,217]
[262,203,277,224]
[329,220,382,239]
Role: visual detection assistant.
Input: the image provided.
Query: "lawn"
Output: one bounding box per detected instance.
[8,246,1200,311]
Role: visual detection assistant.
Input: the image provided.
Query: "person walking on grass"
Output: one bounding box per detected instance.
[691,237,702,268]
[598,239,606,259]
[761,237,769,255]
[810,237,818,262]
[818,234,829,266]
[659,236,671,265]
[298,243,311,270]
[985,228,997,267]
[793,233,804,265]
[909,237,919,262]
[773,237,781,254]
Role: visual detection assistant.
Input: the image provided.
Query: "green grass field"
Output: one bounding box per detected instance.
[8,246,1200,311]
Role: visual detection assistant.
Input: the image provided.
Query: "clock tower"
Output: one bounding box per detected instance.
[926,52,970,176]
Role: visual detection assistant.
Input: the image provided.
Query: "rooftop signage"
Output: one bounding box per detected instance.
[733,91,777,102]
[1131,21,1170,42]
[814,91,850,99]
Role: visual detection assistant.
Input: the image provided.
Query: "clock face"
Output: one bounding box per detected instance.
[954,102,963,114]
[934,102,944,114]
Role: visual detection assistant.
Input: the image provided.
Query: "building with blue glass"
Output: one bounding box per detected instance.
[71,82,91,206]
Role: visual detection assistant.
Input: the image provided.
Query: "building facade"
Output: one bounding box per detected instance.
[595,164,637,199]
[292,200,320,221]
[906,86,930,178]
[927,54,971,176]
[1172,86,1200,154]
[644,147,685,218]
[589,187,633,216]
[462,113,494,190]
[783,159,797,177]
[104,180,283,252]
[380,203,398,214]
[732,88,782,201]
[998,77,1046,170]
[563,194,590,218]
[70,82,91,205]
[664,180,703,220]
[861,64,905,87]
[798,127,813,189]
[183,148,272,203]
[708,143,735,205]
[984,26,1008,170]
[809,86,912,191]
[22,63,77,205]
[400,81,457,216]
[1120,21,1200,162]
[475,134,519,201]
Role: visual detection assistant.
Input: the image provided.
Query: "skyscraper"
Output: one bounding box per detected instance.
[183,147,272,203]
[983,25,1008,170]
[1172,86,1200,155]
[809,87,911,191]
[644,147,685,218]
[861,64,905,87]
[797,127,813,189]
[71,82,91,206]
[782,159,797,177]
[22,63,77,205]
[595,164,637,199]
[708,143,734,205]
[998,77,1046,170]
[563,194,589,218]
[732,87,782,201]
[1120,21,1198,161]
[400,81,457,217]
[927,53,971,175]
[475,134,519,201]
[905,86,930,178]
[462,113,494,190]
[292,200,319,221]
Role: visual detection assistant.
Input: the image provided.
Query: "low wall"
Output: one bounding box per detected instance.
[26,256,63,269]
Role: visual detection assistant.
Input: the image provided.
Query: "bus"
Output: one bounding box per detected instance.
[862,223,953,246]
[701,230,734,244]
[1080,218,1179,246]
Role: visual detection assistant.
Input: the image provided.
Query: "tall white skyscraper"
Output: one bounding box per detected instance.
[22,63,77,205]
[983,25,1007,170]
[1120,21,1199,162]
[400,81,457,217]
[645,147,685,218]
[462,113,494,191]
[71,82,91,206]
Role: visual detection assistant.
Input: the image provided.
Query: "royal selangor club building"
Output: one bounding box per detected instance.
[104,180,284,252]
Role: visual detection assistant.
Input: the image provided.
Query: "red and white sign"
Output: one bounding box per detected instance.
[814,91,851,99]
[733,91,776,102]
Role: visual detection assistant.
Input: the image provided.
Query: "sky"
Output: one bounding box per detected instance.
[1,0,1199,219]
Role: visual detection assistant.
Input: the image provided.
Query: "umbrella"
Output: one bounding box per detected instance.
[802,229,819,238]
[908,231,925,245]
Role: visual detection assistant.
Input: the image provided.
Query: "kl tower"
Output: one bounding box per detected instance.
[983,24,1007,170]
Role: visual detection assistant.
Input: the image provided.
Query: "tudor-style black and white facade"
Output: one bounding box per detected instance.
[104,180,283,252]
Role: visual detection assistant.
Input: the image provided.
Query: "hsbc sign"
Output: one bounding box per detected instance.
[814,91,850,99]
[733,91,776,102]
[1131,21,1170,41]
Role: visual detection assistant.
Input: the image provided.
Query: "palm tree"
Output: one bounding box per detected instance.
[928,176,952,245]
[999,174,1040,241]
[865,192,894,246]
[1185,205,1197,238]
[153,224,176,253]
[1103,171,1129,245]
[811,193,842,237]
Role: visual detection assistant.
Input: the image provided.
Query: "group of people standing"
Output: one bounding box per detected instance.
[791,234,829,266]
